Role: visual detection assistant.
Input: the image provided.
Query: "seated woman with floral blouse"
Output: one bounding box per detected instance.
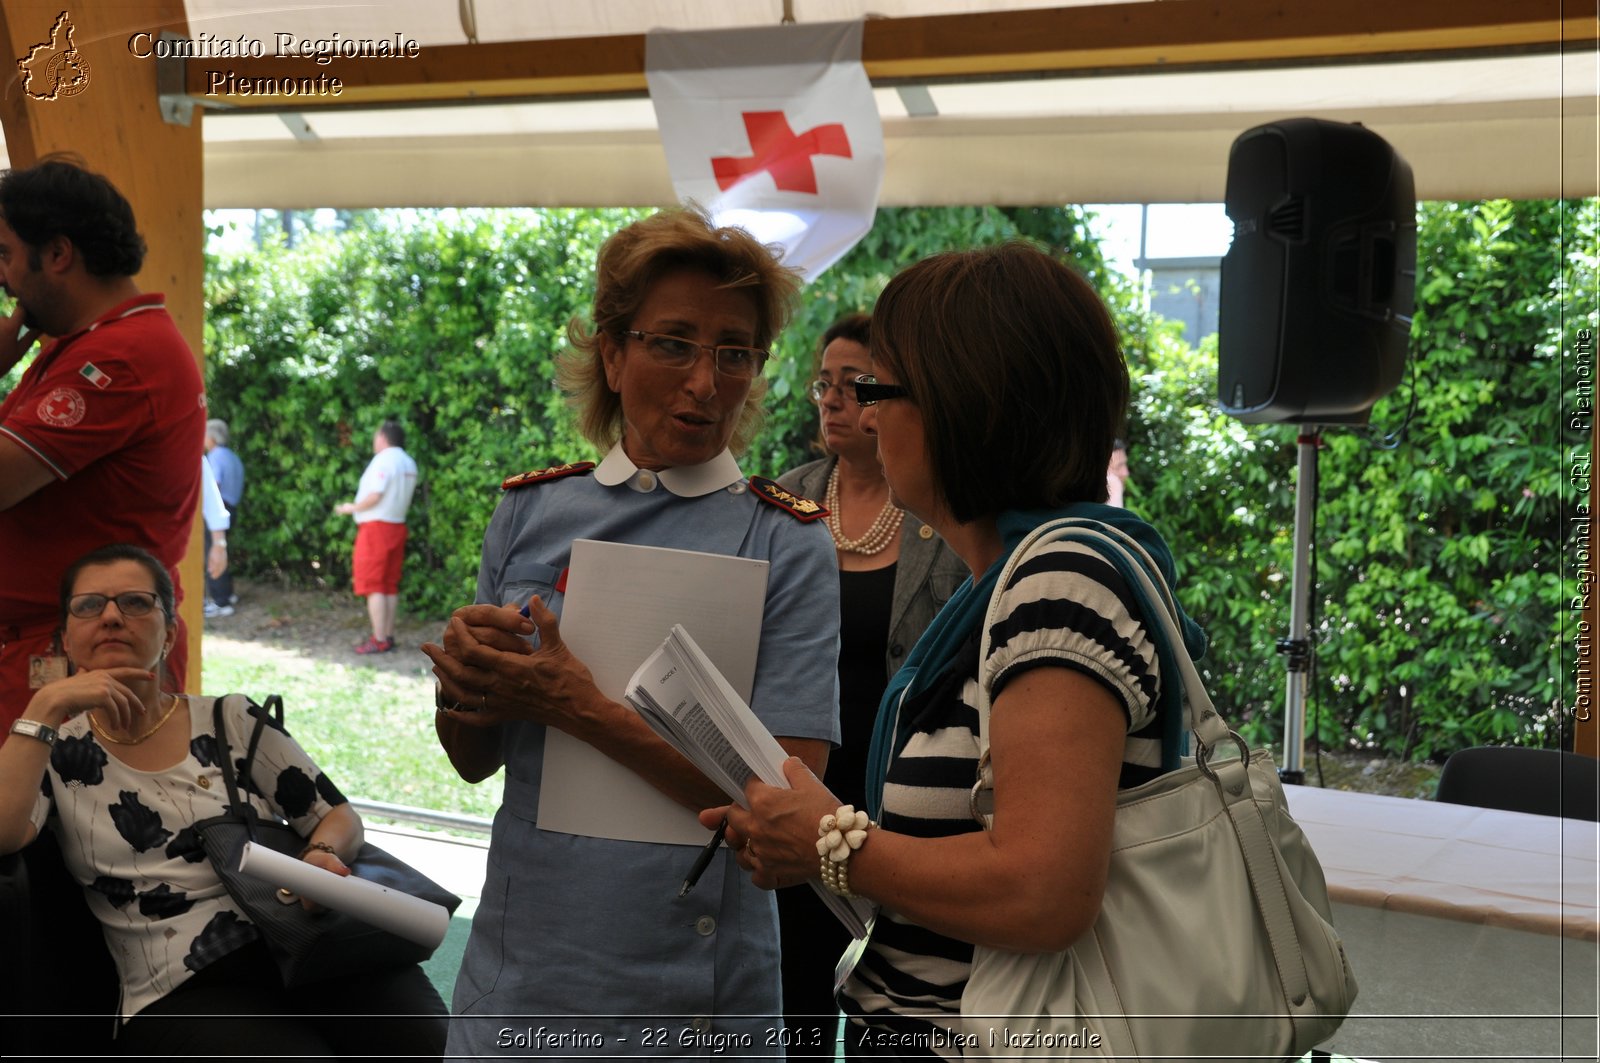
[0,543,446,1058]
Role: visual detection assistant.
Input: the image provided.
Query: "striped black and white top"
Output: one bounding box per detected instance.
[839,535,1169,1058]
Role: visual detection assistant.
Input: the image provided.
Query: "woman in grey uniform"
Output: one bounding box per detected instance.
[424,208,840,1058]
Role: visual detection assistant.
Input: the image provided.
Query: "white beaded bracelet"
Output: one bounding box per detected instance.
[817,804,874,897]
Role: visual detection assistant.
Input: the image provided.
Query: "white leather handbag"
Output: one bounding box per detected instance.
[959,519,1357,1062]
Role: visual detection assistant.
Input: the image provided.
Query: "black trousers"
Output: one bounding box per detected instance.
[116,939,448,1061]
[777,883,849,1058]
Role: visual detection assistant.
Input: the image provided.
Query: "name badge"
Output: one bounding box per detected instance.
[28,654,69,689]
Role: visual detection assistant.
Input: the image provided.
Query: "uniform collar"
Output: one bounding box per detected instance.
[594,443,743,497]
[33,293,166,371]
[67,293,166,342]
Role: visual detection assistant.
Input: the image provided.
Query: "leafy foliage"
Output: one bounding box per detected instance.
[205,206,1107,613]
[204,199,1595,761]
[206,209,647,611]
[1131,199,1595,759]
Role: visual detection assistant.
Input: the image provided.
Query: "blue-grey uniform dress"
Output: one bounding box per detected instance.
[446,445,841,1059]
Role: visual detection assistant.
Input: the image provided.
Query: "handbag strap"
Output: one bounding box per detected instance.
[210,693,277,818]
[972,518,1321,1028]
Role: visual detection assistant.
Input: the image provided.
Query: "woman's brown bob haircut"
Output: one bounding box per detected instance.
[558,208,801,455]
[871,241,1129,524]
[814,311,871,374]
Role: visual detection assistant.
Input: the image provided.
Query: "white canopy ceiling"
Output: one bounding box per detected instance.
[199,50,1597,208]
[19,1,1600,207]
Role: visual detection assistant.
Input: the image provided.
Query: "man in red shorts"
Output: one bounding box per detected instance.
[0,156,204,727]
[336,419,418,654]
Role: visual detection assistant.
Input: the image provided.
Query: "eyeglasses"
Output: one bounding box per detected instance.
[622,330,769,380]
[808,378,860,405]
[852,375,912,407]
[68,591,163,620]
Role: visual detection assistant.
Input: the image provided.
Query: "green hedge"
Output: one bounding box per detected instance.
[202,206,1108,613]
[202,200,1596,760]
[1128,199,1595,758]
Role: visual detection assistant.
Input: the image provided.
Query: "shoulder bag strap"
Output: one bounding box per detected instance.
[211,694,271,820]
[238,694,282,795]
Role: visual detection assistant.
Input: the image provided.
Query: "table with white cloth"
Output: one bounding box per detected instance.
[1284,784,1599,1063]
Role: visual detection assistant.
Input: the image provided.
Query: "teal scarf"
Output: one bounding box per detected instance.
[863,504,1207,819]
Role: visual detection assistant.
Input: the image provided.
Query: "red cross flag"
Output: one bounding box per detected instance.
[646,20,885,283]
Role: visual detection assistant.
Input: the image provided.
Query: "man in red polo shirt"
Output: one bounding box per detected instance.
[0,156,204,727]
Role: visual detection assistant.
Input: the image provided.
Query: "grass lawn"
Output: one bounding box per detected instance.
[202,637,504,828]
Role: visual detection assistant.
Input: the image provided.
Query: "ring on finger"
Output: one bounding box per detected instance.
[480,690,489,712]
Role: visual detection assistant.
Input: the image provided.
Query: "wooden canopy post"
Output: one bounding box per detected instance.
[0,1,207,681]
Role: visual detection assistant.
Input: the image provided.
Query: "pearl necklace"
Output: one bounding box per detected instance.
[825,464,904,555]
[90,693,181,746]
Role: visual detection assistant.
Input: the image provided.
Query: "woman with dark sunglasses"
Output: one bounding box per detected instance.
[705,243,1207,1058]
[775,312,966,1055]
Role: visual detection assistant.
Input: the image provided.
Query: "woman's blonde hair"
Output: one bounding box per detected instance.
[557,208,801,454]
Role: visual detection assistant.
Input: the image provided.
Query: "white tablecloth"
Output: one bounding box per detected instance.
[1284,785,1598,1062]
[1285,784,1598,939]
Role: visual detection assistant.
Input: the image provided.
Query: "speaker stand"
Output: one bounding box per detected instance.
[1277,430,1321,785]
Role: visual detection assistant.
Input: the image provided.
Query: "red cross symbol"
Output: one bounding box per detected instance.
[42,393,77,420]
[711,111,853,195]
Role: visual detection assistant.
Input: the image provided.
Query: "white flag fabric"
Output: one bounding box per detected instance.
[646,21,885,283]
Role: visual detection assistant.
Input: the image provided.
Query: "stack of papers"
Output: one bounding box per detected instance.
[538,539,768,845]
[628,625,874,938]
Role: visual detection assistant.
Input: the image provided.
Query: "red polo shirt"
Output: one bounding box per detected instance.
[0,293,204,724]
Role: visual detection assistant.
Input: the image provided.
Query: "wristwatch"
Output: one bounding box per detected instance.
[10,718,57,746]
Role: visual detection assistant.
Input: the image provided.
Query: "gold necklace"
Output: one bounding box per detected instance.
[825,463,904,555]
[90,693,181,746]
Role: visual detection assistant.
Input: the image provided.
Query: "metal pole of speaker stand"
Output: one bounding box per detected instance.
[1277,429,1321,785]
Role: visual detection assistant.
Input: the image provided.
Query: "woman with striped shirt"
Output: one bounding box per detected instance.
[704,242,1206,1058]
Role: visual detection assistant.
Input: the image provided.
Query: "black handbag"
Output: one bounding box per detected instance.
[192,694,462,989]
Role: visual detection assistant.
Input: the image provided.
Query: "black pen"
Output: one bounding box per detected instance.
[679,818,728,897]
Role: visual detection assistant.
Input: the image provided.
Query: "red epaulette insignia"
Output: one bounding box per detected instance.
[501,461,596,491]
[748,476,829,522]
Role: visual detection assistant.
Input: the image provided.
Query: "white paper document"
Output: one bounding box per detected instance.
[627,625,874,938]
[237,842,452,949]
[537,539,769,846]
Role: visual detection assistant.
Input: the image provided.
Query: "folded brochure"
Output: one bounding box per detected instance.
[626,623,873,938]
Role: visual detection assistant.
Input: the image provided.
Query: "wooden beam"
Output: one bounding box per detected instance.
[181,0,1596,111]
[0,0,208,682]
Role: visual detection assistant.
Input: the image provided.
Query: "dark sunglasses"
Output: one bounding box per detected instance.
[852,374,911,407]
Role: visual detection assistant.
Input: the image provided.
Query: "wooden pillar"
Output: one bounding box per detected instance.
[0,1,206,679]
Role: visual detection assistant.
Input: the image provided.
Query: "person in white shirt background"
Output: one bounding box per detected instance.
[199,457,231,617]
[335,419,418,655]
[202,418,244,613]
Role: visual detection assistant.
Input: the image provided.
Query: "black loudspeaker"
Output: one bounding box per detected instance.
[1218,117,1416,424]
